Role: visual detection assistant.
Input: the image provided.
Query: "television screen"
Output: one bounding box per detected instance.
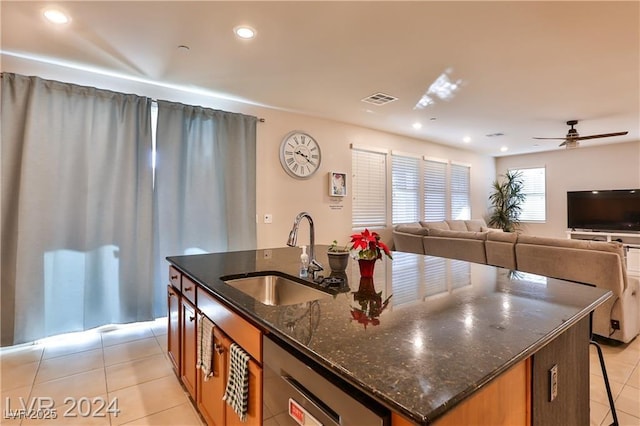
[567,189,640,231]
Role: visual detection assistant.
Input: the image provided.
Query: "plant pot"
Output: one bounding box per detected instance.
[358,259,377,278]
[327,252,350,272]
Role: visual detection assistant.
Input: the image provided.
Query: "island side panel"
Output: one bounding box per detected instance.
[531,316,590,426]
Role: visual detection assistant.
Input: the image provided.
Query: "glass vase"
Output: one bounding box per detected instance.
[358,259,376,278]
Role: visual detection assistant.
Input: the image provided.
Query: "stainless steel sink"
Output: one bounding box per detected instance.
[223,275,330,306]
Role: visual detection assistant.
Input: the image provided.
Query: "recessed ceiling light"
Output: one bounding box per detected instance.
[412,122,423,130]
[500,146,508,152]
[463,136,471,143]
[43,8,70,24]
[234,26,256,39]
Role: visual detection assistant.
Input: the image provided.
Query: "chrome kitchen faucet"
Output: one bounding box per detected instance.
[287,212,324,276]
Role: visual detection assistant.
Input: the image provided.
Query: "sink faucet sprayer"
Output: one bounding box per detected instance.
[287,212,324,276]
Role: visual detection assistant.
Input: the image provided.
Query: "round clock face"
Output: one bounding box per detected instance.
[279,131,322,179]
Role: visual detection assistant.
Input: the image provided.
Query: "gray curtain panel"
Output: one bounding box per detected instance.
[1,73,154,345]
[153,100,257,317]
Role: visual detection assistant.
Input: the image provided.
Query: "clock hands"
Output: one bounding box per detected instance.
[294,149,315,165]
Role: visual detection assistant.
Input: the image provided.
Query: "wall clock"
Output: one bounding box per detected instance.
[279,131,322,179]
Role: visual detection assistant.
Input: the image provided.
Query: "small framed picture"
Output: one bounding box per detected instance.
[329,172,347,197]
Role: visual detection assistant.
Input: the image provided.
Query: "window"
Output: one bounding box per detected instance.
[450,163,470,220]
[352,149,387,228]
[511,167,546,222]
[352,148,473,228]
[392,154,420,224]
[423,159,447,221]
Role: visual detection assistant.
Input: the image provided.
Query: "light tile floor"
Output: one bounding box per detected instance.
[1,319,639,425]
[0,319,203,425]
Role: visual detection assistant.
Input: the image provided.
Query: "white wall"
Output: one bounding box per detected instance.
[3,56,496,249]
[496,141,640,238]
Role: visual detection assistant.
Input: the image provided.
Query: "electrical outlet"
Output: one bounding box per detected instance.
[263,249,272,259]
[611,319,620,330]
[549,364,558,402]
[264,214,273,224]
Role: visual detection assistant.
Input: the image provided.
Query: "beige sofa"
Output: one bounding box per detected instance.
[392,221,640,343]
[515,235,639,344]
[393,219,489,260]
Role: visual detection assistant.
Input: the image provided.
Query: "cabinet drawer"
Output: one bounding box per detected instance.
[197,286,262,363]
[169,266,181,289]
[182,275,197,305]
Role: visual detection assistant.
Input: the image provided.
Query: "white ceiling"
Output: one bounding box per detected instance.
[2,1,639,157]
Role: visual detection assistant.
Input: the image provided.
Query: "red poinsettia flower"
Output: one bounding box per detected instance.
[349,228,393,260]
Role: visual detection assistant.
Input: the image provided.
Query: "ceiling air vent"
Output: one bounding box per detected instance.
[361,92,398,106]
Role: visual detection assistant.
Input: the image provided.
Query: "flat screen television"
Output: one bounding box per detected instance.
[567,189,640,232]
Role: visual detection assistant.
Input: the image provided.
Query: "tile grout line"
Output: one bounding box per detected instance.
[100,331,114,426]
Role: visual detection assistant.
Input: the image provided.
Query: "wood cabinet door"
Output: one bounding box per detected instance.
[226,358,263,426]
[167,285,181,373]
[181,299,198,400]
[198,326,229,426]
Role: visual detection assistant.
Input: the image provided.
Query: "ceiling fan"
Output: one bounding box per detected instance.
[533,120,629,148]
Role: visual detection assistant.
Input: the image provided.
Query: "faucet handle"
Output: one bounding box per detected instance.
[309,259,324,272]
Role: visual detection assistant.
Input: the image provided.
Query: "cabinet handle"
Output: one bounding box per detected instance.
[189,315,195,322]
[184,286,193,292]
[171,274,178,280]
[212,342,224,377]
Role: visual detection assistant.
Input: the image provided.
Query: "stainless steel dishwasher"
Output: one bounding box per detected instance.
[263,335,390,426]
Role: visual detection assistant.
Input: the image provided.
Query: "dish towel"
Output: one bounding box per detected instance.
[196,315,215,381]
[222,342,250,422]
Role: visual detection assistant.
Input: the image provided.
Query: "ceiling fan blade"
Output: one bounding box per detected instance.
[558,140,567,147]
[574,131,628,141]
[533,137,568,140]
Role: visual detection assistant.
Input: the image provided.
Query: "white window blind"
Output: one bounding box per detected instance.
[511,167,546,222]
[424,256,447,297]
[450,163,471,220]
[352,149,387,228]
[392,155,420,224]
[392,254,420,306]
[423,159,447,221]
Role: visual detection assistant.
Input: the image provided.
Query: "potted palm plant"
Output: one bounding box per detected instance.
[488,170,526,232]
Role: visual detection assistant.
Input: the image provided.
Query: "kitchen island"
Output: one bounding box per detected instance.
[167,247,611,425]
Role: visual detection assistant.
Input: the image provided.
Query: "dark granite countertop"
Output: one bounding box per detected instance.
[167,246,611,424]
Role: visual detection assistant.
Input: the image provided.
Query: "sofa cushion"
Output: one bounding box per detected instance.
[517,235,627,288]
[395,224,430,236]
[465,219,487,232]
[485,232,517,269]
[423,236,487,264]
[481,226,504,233]
[487,231,518,243]
[419,221,450,231]
[445,220,468,231]
[517,235,625,257]
[429,228,488,241]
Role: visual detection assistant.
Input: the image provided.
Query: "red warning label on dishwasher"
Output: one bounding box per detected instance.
[289,399,305,424]
[288,398,322,426]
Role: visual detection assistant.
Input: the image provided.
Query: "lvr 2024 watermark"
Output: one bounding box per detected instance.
[3,396,120,419]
